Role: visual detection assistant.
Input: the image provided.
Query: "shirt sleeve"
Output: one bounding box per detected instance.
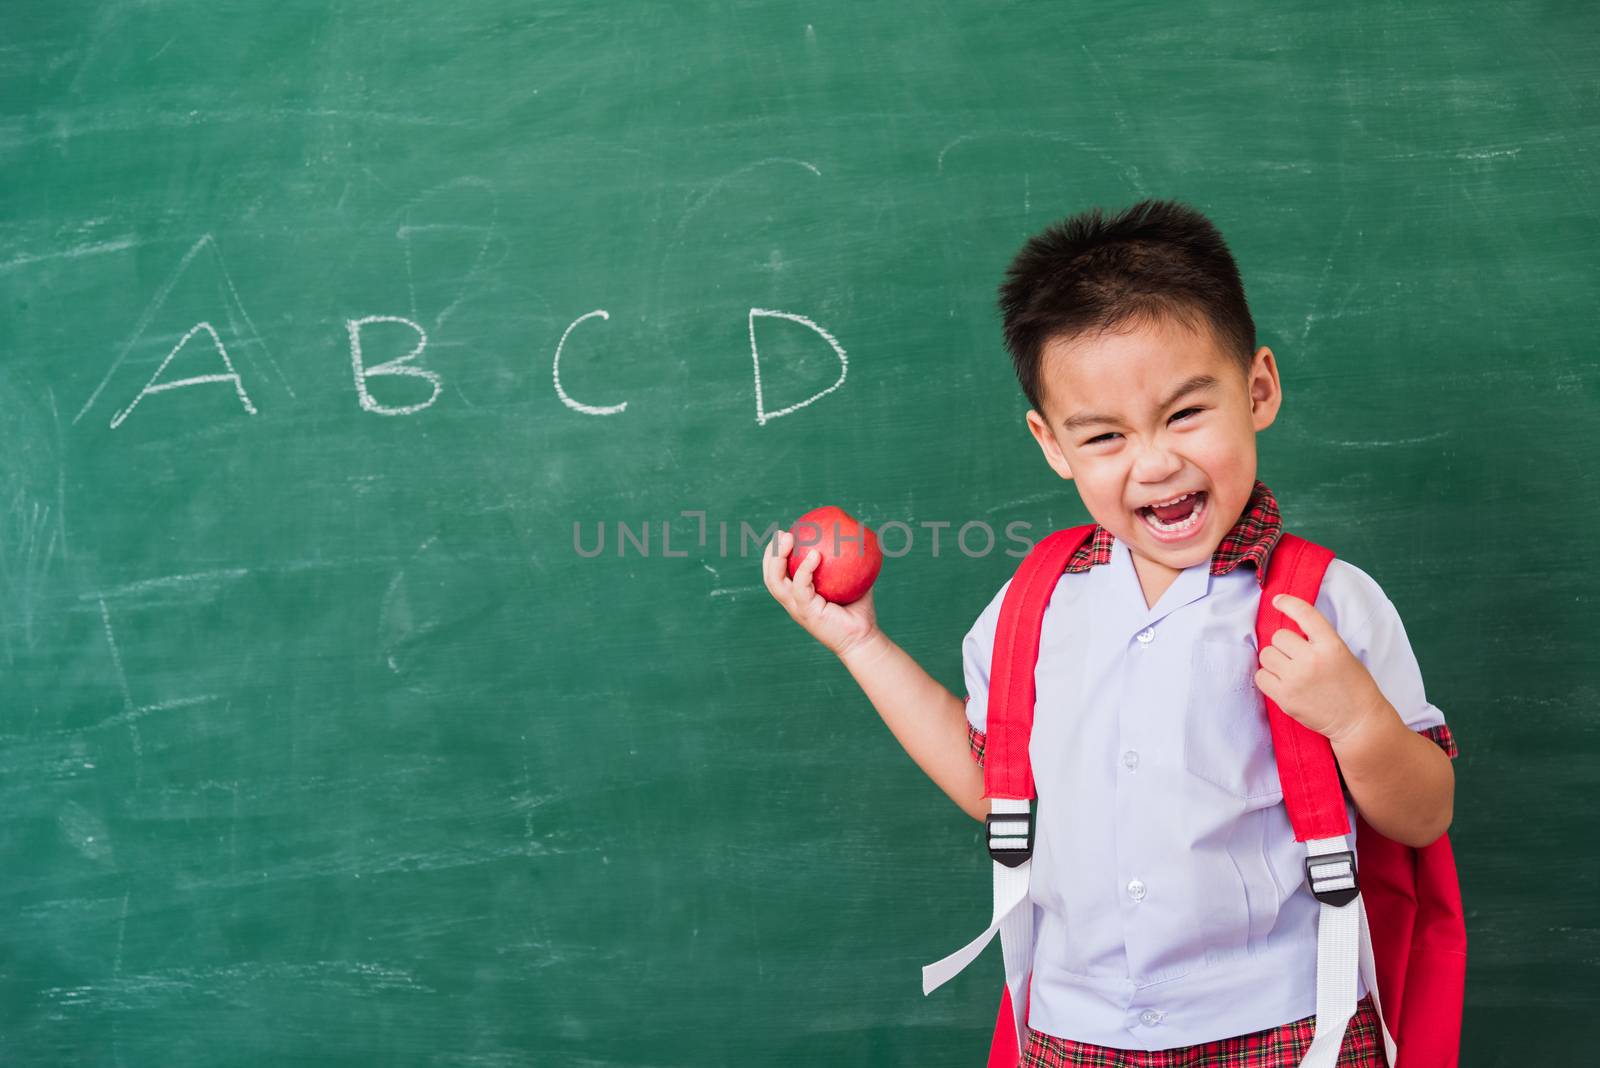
[962,578,1012,769]
[967,701,988,768]
[1328,562,1459,761]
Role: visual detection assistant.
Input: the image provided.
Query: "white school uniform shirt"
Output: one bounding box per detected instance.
[961,530,1452,1050]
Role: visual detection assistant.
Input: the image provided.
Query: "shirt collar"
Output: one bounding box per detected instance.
[1063,479,1284,587]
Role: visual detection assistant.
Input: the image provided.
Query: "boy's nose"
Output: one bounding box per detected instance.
[1130,445,1184,482]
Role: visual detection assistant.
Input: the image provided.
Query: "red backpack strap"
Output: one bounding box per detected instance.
[1262,533,1466,1065]
[1258,533,1403,1066]
[1256,531,1350,842]
[983,524,1098,803]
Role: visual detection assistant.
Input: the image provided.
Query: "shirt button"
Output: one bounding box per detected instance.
[1135,627,1155,644]
[1122,750,1140,770]
[1139,1009,1164,1026]
[1127,878,1146,902]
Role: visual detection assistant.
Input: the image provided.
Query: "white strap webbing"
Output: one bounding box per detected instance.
[921,825,1403,1067]
[922,799,1034,1058]
[1296,836,1398,1068]
[997,862,1034,1057]
[1358,884,1401,1067]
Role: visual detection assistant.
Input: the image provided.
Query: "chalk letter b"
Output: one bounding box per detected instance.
[347,315,441,416]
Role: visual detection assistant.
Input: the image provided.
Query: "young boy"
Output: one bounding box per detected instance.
[762,199,1457,1065]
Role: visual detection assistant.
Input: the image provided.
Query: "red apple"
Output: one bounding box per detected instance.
[787,505,883,604]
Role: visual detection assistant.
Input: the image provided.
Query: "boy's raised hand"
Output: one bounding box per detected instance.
[763,530,880,658]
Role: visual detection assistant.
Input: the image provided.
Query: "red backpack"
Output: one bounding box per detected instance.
[921,526,1466,1067]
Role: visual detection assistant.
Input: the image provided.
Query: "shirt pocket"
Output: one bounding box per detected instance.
[1182,639,1284,804]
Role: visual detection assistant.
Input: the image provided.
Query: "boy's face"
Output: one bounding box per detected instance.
[1024,313,1281,575]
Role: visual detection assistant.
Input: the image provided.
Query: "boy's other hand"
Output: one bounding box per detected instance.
[1255,593,1391,744]
[763,530,880,659]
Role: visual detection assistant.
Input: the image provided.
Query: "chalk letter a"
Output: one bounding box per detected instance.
[109,321,258,429]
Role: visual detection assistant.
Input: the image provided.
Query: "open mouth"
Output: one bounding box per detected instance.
[1137,491,1208,540]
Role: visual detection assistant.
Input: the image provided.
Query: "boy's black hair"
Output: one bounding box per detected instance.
[997,198,1257,419]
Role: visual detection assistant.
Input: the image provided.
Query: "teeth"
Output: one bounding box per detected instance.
[1145,491,1198,510]
[1140,492,1206,534]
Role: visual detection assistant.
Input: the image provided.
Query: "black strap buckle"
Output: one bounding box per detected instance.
[1305,849,1359,906]
[985,809,1033,867]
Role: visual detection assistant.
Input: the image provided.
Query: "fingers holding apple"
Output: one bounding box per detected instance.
[786,505,883,604]
[762,506,884,658]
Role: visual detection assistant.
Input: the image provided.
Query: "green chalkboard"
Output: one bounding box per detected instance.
[2,2,1595,1064]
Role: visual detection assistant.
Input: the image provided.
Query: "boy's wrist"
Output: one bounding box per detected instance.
[1328,693,1407,769]
[1325,682,1396,747]
[837,627,890,667]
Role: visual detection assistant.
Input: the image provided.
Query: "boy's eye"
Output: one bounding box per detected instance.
[1083,408,1203,446]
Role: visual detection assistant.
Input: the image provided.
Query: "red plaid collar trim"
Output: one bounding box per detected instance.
[1064,479,1284,587]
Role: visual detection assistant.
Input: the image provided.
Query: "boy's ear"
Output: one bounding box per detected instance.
[1025,408,1075,481]
[1249,346,1282,431]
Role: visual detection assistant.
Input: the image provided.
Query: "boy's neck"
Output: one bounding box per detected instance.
[1125,526,1231,612]
[1129,550,1191,613]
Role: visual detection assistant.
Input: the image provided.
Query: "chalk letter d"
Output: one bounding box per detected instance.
[748,308,847,427]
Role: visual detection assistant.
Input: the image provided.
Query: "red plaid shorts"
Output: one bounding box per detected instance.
[1022,992,1387,1067]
